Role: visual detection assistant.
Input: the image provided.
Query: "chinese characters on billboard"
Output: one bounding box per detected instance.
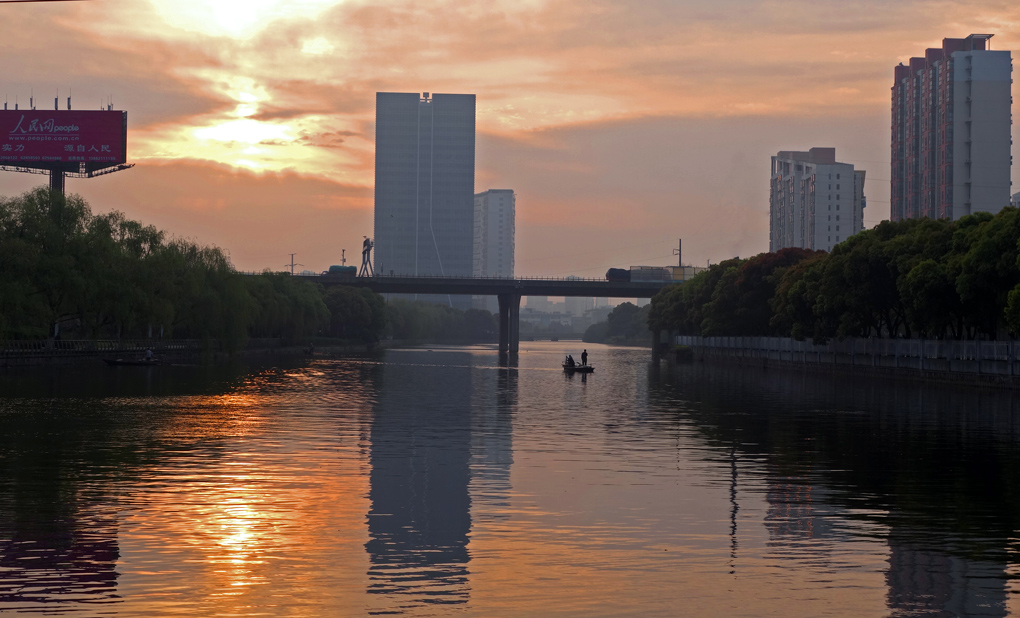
[0,110,127,171]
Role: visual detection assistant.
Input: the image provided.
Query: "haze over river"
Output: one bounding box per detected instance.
[2,342,1020,616]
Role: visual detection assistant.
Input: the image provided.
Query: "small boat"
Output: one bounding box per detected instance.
[103,358,162,366]
[562,363,594,373]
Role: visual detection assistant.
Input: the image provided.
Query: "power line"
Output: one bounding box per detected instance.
[516,236,680,267]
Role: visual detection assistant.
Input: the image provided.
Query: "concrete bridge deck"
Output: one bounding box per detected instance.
[308,274,672,353]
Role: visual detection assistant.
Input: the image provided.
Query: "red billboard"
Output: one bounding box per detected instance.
[0,110,127,170]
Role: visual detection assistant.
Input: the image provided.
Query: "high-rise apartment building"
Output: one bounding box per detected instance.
[891,34,1012,221]
[472,189,515,313]
[373,92,475,307]
[769,148,866,253]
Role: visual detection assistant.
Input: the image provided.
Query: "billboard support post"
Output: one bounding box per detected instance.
[49,170,64,195]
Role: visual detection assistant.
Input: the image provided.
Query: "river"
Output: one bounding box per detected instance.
[1,341,1018,616]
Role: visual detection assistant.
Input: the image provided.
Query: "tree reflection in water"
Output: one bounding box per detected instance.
[650,364,1018,617]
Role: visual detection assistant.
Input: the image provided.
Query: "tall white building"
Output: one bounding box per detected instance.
[472,189,515,312]
[770,148,866,253]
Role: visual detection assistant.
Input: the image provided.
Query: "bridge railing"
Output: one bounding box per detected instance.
[236,270,649,283]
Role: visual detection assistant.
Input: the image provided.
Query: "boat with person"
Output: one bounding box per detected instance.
[562,354,594,373]
[562,362,594,373]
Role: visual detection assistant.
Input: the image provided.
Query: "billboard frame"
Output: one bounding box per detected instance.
[0,109,132,194]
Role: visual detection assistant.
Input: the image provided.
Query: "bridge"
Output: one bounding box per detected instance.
[310,274,673,353]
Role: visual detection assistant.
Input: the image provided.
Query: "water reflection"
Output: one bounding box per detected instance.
[651,364,1018,617]
[887,539,1007,617]
[5,346,1020,615]
[0,400,122,612]
[366,350,475,605]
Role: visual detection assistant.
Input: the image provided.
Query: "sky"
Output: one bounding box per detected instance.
[0,0,1018,276]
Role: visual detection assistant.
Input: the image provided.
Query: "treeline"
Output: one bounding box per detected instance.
[0,188,381,348]
[583,302,652,344]
[0,187,501,349]
[650,207,1020,342]
[386,299,498,342]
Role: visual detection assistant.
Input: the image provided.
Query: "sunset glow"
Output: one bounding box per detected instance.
[0,0,1017,273]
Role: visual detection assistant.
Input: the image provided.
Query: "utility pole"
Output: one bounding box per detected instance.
[341,249,346,266]
[672,238,682,267]
[286,253,303,275]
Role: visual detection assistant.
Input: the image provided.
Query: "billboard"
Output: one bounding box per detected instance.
[0,110,127,172]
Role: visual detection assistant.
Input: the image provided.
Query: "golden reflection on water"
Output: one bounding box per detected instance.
[109,366,375,616]
[3,346,1020,616]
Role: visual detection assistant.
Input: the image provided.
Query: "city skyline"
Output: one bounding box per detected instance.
[0,1,1018,276]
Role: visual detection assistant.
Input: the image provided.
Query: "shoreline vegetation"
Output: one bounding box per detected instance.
[0,188,499,355]
[650,207,1020,343]
[583,302,652,346]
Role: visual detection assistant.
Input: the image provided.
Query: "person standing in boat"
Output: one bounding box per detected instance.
[581,349,588,366]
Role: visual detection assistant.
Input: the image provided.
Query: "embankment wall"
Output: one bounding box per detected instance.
[675,335,1020,388]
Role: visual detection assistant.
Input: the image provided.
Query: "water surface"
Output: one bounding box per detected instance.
[1,342,1019,616]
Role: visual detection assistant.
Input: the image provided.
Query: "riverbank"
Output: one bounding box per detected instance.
[674,335,1020,389]
[0,337,384,368]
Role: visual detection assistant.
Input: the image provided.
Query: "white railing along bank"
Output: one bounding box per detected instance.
[676,335,1020,377]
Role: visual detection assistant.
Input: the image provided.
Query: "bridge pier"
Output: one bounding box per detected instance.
[498,293,521,354]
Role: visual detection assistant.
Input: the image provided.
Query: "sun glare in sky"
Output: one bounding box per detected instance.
[149,0,341,39]
[2,0,1019,272]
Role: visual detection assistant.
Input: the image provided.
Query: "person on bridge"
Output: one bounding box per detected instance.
[581,349,588,366]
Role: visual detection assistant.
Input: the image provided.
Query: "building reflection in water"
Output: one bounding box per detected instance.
[652,364,1015,618]
[365,350,475,606]
[886,537,1007,617]
[469,354,517,521]
[365,349,517,610]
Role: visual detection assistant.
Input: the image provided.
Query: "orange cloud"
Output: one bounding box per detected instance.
[0,0,1018,275]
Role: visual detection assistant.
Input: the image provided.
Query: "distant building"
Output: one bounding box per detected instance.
[891,34,1012,221]
[527,297,554,312]
[770,148,866,252]
[564,296,594,317]
[373,91,475,308]
[472,189,515,313]
[1011,192,1020,208]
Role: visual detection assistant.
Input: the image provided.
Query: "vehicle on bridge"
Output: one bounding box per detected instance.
[606,265,708,283]
[324,265,357,278]
[606,268,631,282]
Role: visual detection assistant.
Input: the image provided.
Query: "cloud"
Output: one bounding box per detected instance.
[478,113,891,274]
[0,0,1018,279]
[12,160,374,273]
